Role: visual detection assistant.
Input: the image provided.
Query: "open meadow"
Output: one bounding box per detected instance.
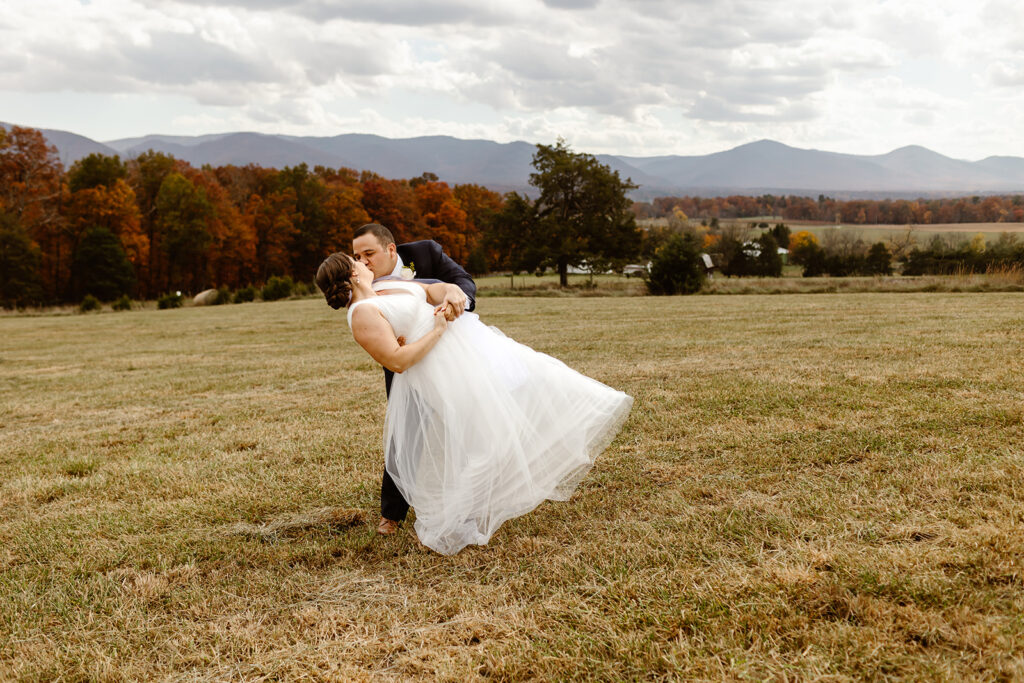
[751,221,1024,247]
[2,293,1023,680]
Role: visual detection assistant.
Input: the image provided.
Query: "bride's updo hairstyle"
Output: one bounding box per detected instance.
[316,252,355,309]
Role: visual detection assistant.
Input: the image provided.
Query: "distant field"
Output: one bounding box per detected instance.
[2,294,1022,679]
[787,221,1024,246]
[641,217,1024,245]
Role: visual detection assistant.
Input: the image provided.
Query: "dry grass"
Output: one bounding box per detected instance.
[703,265,1024,295]
[476,273,647,297]
[1,294,1023,680]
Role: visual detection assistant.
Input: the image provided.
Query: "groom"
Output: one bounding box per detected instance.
[351,222,476,536]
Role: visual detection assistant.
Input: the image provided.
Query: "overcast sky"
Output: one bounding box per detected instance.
[2,0,1022,160]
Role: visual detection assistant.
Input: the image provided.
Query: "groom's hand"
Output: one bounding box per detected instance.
[440,285,467,319]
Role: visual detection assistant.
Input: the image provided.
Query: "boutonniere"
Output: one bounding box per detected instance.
[400,261,416,280]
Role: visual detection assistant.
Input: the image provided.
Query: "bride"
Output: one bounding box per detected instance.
[316,252,633,555]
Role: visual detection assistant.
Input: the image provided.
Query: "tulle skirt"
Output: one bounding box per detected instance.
[384,313,633,555]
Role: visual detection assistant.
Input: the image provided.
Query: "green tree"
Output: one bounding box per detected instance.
[754,233,783,277]
[128,150,176,296]
[70,226,135,301]
[769,223,790,251]
[801,243,827,277]
[156,172,213,292]
[68,153,127,193]
[487,192,542,282]
[865,242,893,275]
[646,233,706,295]
[0,212,45,308]
[528,141,640,286]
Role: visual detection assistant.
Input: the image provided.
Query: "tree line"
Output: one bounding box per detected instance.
[7,122,1020,308]
[1,127,642,307]
[1,126,503,306]
[634,193,1024,225]
[644,217,1024,295]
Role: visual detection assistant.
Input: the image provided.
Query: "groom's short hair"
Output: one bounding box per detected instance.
[354,223,395,247]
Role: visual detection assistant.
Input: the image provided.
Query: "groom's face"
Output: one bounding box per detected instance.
[352,234,398,280]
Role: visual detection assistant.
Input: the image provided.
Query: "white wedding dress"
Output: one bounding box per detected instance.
[348,281,633,555]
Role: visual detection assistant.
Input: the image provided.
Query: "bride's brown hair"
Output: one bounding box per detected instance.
[316,252,355,309]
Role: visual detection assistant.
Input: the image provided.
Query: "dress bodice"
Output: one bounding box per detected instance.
[347,281,434,343]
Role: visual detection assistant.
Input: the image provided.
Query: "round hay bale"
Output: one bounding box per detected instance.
[193,288,219,306]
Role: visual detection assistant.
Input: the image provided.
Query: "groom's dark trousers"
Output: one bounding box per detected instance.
[379,240,476,522]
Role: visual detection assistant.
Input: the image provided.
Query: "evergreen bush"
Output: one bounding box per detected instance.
[157,292,183,309]
[232,286,256,303]
[79,295,101,313]
[112,295,132,311]
[646,234,706,295]
[261,275,294,301]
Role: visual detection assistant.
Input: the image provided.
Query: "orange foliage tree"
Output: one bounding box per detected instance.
[413,180,471,264]
[0,127,64,300]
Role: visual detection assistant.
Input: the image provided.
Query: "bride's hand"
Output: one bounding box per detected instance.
[432,308,449,334]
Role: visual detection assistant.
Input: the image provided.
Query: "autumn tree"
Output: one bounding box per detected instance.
[185,166,256,289]
[454,183,504,273]
[414,180,471,264]
[787,230,820,266]
[63,179,147,296]
[360,173,424,242]
[0,126,64,300]
[318,166,371,266]
[273,164,367,281]
[528,140,640,286]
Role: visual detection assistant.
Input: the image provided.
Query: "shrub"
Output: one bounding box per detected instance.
[213,286,231,305]
[79,294,101,313]
[232,285,256,303]
[261,275,294,301]
[157,292,183,309]
[291,280,311,297]
[646,234,706,295]
[112,295,132,311]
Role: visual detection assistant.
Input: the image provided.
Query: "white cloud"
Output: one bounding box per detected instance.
[0,0,1021,158]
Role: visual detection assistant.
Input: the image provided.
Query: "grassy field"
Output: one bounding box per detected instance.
[642,217,1024,247]
[2,294,1023,680]
[741,220,1022,247]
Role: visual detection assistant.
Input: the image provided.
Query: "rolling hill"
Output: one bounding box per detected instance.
[6,121,1024,197]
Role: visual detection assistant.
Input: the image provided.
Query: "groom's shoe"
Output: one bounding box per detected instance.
[377,517,401,536]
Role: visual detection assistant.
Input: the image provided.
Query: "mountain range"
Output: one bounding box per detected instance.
[6,122,1024,199]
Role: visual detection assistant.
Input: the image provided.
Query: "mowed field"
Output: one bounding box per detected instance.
[2,294,1023,680]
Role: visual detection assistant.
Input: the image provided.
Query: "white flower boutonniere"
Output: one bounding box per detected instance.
[400,262,416,280]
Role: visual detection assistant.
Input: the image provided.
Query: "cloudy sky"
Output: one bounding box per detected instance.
[2,0,1022,159]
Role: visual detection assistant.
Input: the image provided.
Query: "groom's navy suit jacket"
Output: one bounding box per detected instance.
[380,240,476,521]
[395,240,476,314]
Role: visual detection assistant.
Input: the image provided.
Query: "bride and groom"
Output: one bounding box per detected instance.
[317,223,632,555]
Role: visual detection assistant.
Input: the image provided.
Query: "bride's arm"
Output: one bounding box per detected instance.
[350,305,447,373]
[421,282,468,319]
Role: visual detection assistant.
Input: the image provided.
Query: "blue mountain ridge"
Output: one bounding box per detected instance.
[5,122,1024,198]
